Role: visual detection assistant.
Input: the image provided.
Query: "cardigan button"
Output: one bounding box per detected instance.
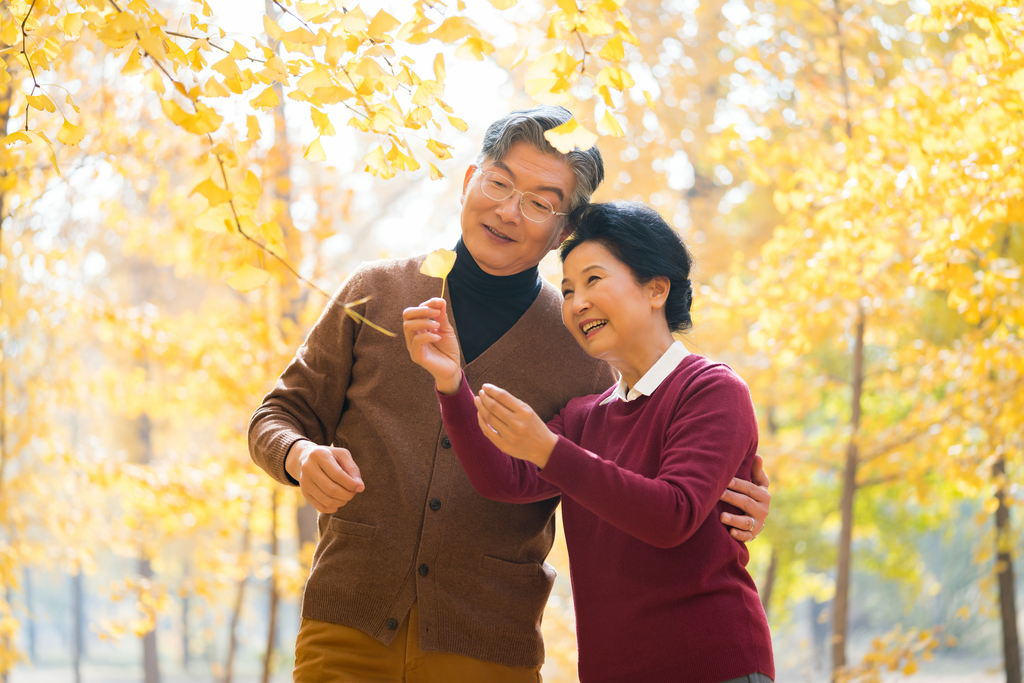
[418,563,430,577]
[441,437,452,448]
[429,498,442,511]
[387,618,398,631]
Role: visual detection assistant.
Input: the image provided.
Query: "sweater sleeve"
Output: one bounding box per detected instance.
[439,373,562,504]
[247,268,367,486]
[538,368,758,548]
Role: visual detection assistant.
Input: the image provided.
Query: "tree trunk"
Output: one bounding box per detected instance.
[993,455,1022,683]
[140,558,160,683]
[224,517,252,683]
[760,548,778,615]
[181,578,190,671]
[831,305,864,680]
[23,568,35,663]
[72,568,84,683]
[136,414,161,683]
[262,489,280,683]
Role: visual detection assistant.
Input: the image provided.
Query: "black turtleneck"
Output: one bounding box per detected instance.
[448,239,544,364]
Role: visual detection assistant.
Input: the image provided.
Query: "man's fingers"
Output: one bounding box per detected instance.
[302,483,339,514]
[332,449,365,492]
[474,396,506,435]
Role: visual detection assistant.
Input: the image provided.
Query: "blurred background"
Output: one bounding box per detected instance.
[1,0,1020,681]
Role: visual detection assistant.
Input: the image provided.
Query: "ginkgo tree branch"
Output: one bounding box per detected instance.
[163,31,268,65]
[20,0,40,130]
[213,154,332,300]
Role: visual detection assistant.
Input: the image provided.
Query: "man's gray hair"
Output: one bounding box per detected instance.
[476,105,605,213]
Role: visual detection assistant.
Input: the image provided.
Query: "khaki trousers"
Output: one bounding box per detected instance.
[293,602,543,683]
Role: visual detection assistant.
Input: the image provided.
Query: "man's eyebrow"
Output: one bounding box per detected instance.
[491,160,566,202]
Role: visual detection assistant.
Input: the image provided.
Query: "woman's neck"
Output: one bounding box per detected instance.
[608,327,677,390]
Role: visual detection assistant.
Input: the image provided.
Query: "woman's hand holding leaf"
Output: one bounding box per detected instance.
[474,384,558,468]
[403,298,463,394]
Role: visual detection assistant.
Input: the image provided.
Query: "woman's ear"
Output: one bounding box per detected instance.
[646,276,671,310]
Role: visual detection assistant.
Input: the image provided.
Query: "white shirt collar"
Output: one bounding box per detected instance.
[599,340,690,405]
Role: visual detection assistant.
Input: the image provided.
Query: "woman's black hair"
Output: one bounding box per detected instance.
[559,201,694,333]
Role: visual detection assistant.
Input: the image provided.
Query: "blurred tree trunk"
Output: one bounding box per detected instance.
[262,489,280,683]
[760,550,778,615]
[182,562,191,671]
[993,455,1021,683]
[72,567,84,683]
[262,0,318,602]
[224,514,252,683]
[23,568,35,663]
[136,413,161,683]
[831,305,864,679]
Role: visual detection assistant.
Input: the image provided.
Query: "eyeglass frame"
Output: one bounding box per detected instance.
[477,170,569,223]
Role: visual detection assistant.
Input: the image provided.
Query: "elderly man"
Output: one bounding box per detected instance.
[249,105,770,683]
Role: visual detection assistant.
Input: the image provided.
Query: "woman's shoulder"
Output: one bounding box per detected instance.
[667,353,753,401]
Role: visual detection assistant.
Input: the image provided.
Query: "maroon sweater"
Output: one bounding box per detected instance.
[439,354,774,683]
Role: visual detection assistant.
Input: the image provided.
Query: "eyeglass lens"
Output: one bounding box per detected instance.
[481,172,556,222]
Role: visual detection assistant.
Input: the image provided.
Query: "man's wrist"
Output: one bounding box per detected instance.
[285,438,311,482]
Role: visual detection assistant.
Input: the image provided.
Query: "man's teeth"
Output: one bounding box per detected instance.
[583,321,607,334]
[486,225,513,240]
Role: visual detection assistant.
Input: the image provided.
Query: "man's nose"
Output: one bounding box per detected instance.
[495,190,524,223]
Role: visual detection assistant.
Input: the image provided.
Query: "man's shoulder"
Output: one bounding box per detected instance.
[346,254,429,283]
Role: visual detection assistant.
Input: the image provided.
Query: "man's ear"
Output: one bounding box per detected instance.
[461,165,478,202]
[646,276,671,310]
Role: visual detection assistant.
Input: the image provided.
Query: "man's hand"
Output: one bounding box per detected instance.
[403,298,463,395]
[720,454,771,542]
[286,440,365,514]
[474,384,558,468]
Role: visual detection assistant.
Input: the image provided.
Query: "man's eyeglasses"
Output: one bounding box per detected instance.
[479,171,568,223]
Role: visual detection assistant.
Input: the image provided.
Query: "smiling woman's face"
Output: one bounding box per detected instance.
[459,141,576,277]
[560,241,665,363]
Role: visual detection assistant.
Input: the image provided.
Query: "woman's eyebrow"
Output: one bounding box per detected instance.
[561,265,605,285]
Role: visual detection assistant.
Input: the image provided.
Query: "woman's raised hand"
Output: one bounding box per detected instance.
[474,384,558,467]
[403,298,462,395]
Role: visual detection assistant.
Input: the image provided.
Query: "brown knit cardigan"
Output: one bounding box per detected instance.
[248,254,615,667]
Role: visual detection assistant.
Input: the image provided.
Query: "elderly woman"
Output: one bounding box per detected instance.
[403,202,774,683]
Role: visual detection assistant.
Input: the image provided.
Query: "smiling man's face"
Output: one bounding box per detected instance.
[459,141,576,277]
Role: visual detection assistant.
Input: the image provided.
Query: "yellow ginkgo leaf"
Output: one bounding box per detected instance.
[250,85,279,110]
[420,248,458,297]
[544,118,598,153]
[194,205,233,233]
[191,179,232,206]
[487,0,517,9]
[429,163,444,180]
[227,264,270,292]
[597,110,624,137]
[304,137,326,162]
[57,119,86,146]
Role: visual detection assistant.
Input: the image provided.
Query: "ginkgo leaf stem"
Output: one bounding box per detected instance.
[343,297,397,337]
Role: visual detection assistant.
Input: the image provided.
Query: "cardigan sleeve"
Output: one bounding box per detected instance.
[439,373,562,503]
[538,366,758,548]
[247,267,368,486]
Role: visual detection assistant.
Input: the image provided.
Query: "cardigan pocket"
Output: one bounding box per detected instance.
[479,555,544,577]
[326,517,377,538]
